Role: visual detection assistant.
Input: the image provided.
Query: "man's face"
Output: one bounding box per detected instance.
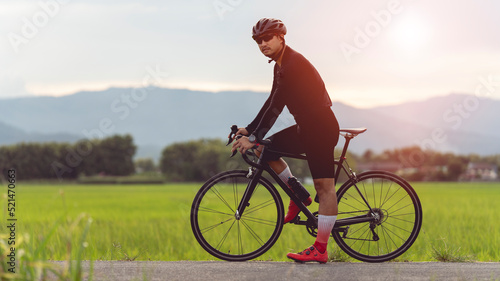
[255,33,283,58]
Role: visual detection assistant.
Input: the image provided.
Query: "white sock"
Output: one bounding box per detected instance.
[278,166,292,187]
[316,215,337,244]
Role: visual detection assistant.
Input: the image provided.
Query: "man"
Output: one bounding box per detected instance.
[231,18,340,263]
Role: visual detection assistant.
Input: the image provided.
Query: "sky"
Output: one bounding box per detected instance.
[1,0,499,108]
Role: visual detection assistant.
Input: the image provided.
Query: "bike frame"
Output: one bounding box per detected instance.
[235,132,376,230]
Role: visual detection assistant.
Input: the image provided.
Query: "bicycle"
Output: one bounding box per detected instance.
[190,126,422,262]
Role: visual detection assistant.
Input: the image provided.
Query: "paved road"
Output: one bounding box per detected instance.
[52,261,500,281]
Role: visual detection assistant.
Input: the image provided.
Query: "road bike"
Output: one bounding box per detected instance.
[190,126,422,262]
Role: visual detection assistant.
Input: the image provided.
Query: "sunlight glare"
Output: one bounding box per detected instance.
[389,11,430,54]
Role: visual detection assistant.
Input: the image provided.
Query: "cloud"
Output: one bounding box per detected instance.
[0,74,30,98]
[1,0,499,106]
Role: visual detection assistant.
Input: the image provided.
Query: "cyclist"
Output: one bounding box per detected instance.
[230,18,340,263]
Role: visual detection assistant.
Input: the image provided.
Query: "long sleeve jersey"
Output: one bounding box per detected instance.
[246,46,332,140]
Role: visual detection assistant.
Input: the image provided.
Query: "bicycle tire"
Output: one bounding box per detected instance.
[191,170,284,261]
[332,171,422,262]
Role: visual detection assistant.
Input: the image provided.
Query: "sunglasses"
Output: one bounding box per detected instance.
[254,33,276,44]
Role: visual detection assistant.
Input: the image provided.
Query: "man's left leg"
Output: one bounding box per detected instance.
[312,178,337,254]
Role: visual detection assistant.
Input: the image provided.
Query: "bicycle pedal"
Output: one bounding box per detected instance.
[291,215,301,224]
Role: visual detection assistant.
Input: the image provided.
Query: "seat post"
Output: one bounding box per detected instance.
[334,134,354,181]
[340,134,354,160]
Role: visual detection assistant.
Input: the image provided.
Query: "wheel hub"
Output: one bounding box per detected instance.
[371,208,387,225]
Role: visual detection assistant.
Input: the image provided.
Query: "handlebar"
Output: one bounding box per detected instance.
[227,125,271,158]
[225,125,368,172]
[226,125,238,146]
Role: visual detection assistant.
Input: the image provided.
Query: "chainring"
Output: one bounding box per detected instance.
[306,211,319,237]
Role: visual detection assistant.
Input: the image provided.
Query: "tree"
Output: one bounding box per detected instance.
[135,158,157,173]
[160,139,249,182]
[79,135,136,176]
[447,159,466,181]
[99,134,136,176]
[362,149,374,162]
[0,135,136,180]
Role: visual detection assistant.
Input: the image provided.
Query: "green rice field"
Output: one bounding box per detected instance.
[2,181,500,262]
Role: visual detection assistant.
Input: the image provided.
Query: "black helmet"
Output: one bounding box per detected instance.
[252,18,287,40]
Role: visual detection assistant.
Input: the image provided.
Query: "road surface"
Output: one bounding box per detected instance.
[51,261,500,281]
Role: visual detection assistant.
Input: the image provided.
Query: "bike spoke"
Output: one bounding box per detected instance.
[380,224,400,249]
[210,186,235,213]
[372,179,376,208]
[198,206,234,217]
[237,221,243,255]
[389,213,415,223]
[201,217,235,234]
[348,226,370,248]
[244,199,276,216]
[339,200,367,213]
[240,219,265,246]
[383,221,412,235]
[232,178,239,210]
[386,199,413,215]
[357,227,371,254]
[388,215,415,224]
[242,216,276,227]
[380,180,396,209]
[215,220,237,251]
[379,185,402,210]
[382,223,391,254]
[379,180,384,210]
[347,224,367,237]
[342,191,367,208]
[361,181,370,207]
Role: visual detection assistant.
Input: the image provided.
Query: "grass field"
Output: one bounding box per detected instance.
[1,181,500,262]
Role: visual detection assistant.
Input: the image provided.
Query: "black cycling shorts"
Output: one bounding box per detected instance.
[265,108,340,179]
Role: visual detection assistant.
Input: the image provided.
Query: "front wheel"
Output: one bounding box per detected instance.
[332,171,422,262]
[190,170,284,261]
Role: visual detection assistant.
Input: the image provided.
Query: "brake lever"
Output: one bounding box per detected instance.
[226,125,239,146]
[230,150,238,158]
[230,135,243,157]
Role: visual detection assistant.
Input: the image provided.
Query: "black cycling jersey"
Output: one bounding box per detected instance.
[246,45,340,179]
[246,45,333,140]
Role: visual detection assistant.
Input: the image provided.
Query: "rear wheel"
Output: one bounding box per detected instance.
[332,171,422,262]
[191,170,284,261]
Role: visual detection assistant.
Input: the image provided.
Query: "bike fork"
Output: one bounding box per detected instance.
[235,168,263,219]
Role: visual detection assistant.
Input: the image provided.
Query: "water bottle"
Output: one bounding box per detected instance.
[287,177,310,202]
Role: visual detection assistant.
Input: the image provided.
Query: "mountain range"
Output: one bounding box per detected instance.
[1,87,499,160]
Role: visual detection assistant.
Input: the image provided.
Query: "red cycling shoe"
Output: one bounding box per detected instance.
[283,197,312,224]
[287,245,328,264]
